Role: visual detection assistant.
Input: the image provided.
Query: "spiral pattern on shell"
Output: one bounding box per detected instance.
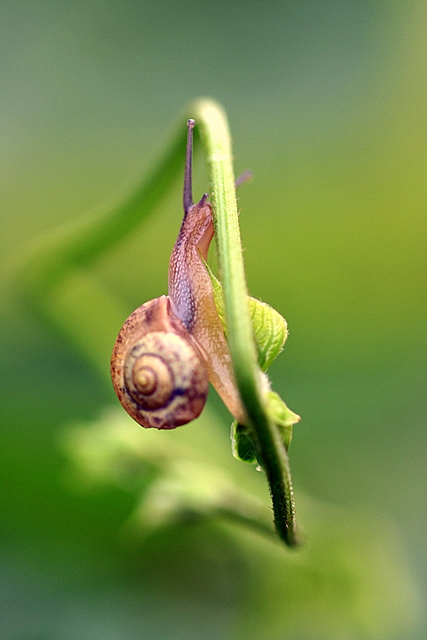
[110,297,209,429]
[123,330,208,424]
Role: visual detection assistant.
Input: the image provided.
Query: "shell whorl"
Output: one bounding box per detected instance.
[111,296,208,429]
[125,345,175,410]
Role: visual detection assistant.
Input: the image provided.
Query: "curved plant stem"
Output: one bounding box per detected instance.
[15,97,299,544]
[191,99,299,545]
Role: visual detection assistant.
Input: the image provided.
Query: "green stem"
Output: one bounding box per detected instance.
[15,97,299,544]
[191,99,299,545]
[214,506,278,542]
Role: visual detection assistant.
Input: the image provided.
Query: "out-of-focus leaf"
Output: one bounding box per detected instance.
[60,406,425,640]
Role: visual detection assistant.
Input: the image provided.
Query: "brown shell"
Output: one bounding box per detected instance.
[110,296,209,429]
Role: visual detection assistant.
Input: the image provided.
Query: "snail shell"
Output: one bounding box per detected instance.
[111,296,209,429]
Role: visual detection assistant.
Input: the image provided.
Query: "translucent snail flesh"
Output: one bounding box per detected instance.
[111,119,244,429]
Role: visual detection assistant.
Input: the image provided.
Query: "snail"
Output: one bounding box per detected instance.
[111,119,244,429]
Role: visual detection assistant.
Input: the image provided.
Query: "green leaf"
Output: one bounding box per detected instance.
[248,298,288,371]
[265,391,300,428]
[231,421,258,464]
[231,392,300,462]
[206,263,288,371]
[265,391,301,450]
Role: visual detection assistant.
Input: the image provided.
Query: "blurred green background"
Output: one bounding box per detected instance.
[1,1,426,639]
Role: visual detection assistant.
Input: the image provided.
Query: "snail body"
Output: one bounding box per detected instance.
[111,119,244,429]
[168,195,244,423]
